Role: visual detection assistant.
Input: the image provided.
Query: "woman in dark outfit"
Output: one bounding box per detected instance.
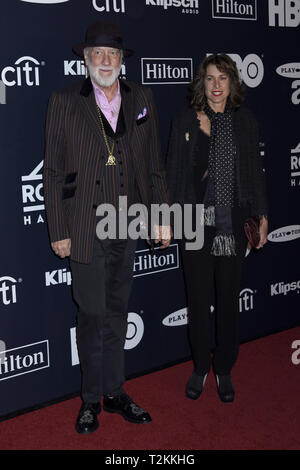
[166,54,268,402]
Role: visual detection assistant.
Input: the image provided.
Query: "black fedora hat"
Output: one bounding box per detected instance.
[73,21,134,58]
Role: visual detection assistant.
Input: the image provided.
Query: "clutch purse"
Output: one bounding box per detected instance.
[244,216,260,248]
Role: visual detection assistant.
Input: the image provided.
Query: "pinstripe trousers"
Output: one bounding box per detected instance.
[70,236,137,403]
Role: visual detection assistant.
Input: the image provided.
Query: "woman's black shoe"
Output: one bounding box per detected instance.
[185,372,208,400]
[216,374,235,403]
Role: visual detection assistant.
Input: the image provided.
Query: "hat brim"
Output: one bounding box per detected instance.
[73,42,134,58]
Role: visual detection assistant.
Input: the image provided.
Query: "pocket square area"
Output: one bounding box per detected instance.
[137,107,147,120]
[136,114,148,125]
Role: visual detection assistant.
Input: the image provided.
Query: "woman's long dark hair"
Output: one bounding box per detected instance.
[189,54,246,111]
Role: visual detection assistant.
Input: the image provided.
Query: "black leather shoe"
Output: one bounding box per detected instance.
[186,372,208,400]
[216,374,235,403]
[75,402,101,434]
[103,393,152,424]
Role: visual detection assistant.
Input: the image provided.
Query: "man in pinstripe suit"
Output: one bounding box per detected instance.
[43,21,171,434]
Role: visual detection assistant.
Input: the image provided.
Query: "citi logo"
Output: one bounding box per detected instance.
[268,0,300,27]
[45,269,72,287]
[0,276,20,306]
[162,308,188,327]
[271,280,300,296]
[92,0,125,12]
[0,341,49,381]
[133,244,179,277]
[239,288,255,312]
[207,53,263,88]
[268,225,300,242]
[145,0,199,10]
[22,160,45,226]
[141,58,193,85]
[212,0,257,20]
[276,63,300,78]
[1,56,44,87]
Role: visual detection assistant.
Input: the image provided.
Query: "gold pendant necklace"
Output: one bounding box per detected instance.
[96,105,116,166]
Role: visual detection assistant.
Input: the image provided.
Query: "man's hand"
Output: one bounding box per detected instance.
[153,225,172,249]
[51,238,71,258]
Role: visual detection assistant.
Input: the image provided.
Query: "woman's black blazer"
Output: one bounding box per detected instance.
[166,106,268,221]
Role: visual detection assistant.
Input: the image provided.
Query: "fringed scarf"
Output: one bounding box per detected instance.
[203,101,237,256]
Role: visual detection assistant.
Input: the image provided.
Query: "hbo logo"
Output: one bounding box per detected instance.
[207,53,264,88]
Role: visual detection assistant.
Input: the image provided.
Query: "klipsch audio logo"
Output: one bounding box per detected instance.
[290,142,300,186]
[207,53,264,88]
[1,56,44,87]
[212,0,257,20]
[239,288,255,312]
[133,244,179,277]
[92,0,125,12]
[145,0,199,14]
[268,225,300,242]
[268,0,300,27]
[45,268,72,287]
[141,58,193,85]
[276,63,300,105]
[21,160,45,226]
[162,307,188,327]
[0,340,49,381]
[64,60,126,79]
[271,280,300,296]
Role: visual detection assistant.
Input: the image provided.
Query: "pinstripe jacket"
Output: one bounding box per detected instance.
[43,77,168,264]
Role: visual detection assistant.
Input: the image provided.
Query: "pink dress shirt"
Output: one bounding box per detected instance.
[91,79,121,133]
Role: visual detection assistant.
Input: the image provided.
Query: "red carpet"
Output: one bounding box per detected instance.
[0,327,299,450]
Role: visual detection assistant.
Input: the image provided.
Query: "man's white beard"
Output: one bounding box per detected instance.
[87,59,122,88]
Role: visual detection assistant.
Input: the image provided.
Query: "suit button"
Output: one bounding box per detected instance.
[93,204,98,209]
[96,180,100,185]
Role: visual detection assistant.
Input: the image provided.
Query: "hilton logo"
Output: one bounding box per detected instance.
[212,0,257,20]
[133,244,179,277]
[141,58,193,85]
[0,340,49,381]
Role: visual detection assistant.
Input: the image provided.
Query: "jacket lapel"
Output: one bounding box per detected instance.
[119,79,135,139]
[186,109,199,167]
[77,77,104,144]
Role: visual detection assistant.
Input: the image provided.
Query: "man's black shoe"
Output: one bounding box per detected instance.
[186,372,208,400]
[75,402,101,434]
[216,374,235,403]
[103,393,152,424]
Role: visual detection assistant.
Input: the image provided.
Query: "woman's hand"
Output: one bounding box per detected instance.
[256,216,268,249]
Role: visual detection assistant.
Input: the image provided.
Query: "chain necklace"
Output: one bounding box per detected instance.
[96,105,116,166]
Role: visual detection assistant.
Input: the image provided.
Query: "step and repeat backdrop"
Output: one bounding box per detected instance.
[0,0,299,419]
